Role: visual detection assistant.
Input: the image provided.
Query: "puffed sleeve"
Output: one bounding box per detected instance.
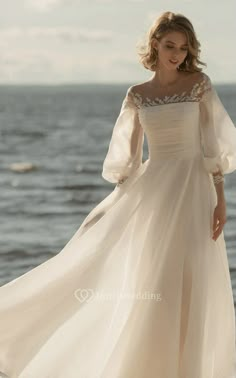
[199,74,236,175]
[102,86,144,184]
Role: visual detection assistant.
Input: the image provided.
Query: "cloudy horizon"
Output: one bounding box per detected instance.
[0,0,235,85]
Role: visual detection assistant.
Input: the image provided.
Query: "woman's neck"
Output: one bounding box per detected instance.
[150,69,184,88]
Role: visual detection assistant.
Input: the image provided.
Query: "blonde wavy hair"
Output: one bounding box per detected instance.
[137,11,206,73]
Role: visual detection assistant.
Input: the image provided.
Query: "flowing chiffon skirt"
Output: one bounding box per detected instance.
[0,154,236,378]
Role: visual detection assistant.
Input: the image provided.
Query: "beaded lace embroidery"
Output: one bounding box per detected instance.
[129,74,212,109]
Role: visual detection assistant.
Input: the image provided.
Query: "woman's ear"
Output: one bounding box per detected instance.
[152,38,159,51]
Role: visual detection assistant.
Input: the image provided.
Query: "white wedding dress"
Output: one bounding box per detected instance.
[1,72,236,378]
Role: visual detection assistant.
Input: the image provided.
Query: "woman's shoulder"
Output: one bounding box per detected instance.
[192,71,211,85]
[126,82,148,96]
[179,70,211,82]
[176,70,212,88]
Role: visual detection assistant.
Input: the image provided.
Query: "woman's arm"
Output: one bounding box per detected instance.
[212,170,225,204]
[102,87,144,184]
[212,170,227,241]
[198,73,236,241]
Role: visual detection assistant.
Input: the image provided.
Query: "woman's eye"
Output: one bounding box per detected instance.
[166,45,188,51]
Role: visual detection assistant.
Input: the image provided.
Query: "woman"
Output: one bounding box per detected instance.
[1,11,236,378]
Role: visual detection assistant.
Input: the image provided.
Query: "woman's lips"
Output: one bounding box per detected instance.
[169,59,178,64]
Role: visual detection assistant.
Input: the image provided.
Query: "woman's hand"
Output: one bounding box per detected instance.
[212,200,227,241]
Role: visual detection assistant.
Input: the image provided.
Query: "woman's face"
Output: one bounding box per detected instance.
[154,31,189,71]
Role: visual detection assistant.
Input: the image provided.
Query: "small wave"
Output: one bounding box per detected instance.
[9,162,38,173]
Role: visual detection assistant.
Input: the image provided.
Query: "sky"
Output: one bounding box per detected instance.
[0,0,235,85]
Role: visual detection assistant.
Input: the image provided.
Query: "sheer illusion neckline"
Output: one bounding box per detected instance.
[129,74,211,109]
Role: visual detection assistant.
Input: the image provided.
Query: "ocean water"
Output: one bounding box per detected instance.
[0,83,236,304]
